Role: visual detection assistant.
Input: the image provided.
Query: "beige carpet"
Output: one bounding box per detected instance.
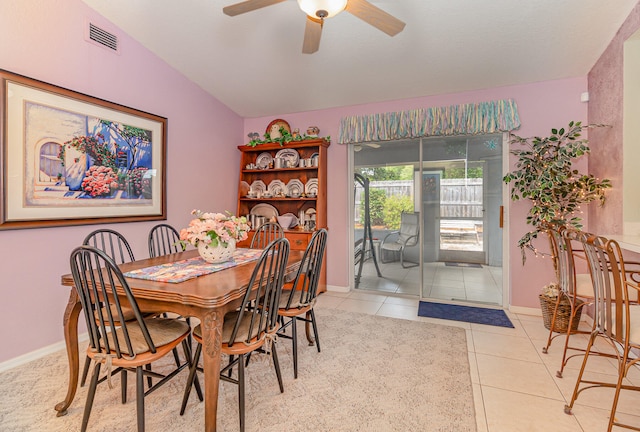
[0,308,476,431]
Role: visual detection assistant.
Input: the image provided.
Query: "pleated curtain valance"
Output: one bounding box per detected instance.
[338,98,521,144]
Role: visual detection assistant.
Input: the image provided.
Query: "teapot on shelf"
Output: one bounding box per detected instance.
[306,126,319,137]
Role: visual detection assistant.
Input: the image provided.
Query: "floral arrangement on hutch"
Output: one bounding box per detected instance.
[179,210,251,263]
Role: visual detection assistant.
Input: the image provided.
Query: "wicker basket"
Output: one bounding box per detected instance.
[539,293,583,333]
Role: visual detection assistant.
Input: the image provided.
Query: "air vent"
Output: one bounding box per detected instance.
[88,22,118,52]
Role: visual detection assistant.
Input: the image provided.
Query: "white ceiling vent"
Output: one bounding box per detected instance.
[87,22,119,53]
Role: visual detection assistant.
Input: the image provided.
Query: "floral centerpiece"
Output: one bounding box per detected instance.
[180,210,250,263]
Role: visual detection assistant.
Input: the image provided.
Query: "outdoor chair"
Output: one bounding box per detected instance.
[380,212,419,268]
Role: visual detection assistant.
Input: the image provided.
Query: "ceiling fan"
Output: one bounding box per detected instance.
[353,143,381,152]
[223,0,406,54]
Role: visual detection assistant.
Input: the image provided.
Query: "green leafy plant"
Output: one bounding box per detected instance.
[503,121,612,262]
[246,126,329,147]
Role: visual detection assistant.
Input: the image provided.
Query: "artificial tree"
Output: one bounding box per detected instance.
[503,121,612,262]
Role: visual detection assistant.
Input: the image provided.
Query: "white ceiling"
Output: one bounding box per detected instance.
[81,0,637,118]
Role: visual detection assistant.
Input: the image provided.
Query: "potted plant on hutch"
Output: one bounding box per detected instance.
[503,121,612,331]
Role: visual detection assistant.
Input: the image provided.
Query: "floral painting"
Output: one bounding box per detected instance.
[1,70,166,229]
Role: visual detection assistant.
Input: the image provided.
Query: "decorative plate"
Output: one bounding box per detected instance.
[305,178,318,196]
[267,179,286,197]
[255,152,273,169]
[266,119,291,136]
[240,181,250,197]
[250,203,279,219]
[250,180,266,195]
[286,179,304,197]
[275,148,299,167]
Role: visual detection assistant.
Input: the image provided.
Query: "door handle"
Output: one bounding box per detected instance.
[499,205,504,228]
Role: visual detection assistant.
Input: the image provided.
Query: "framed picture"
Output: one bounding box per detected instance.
[0,70,167,230]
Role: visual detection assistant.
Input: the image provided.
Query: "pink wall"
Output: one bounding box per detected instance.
[244,77,589,309]
[0,0,243,363]
[588,2,640,235]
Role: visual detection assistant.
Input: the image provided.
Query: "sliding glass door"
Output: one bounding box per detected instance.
[352,134,504,306]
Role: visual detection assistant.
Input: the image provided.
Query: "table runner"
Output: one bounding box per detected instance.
[123,248,263,283]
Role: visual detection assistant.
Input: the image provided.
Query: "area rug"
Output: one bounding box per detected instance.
[418,301,514,328]
[444,262,482,268]
[0,308,476,431]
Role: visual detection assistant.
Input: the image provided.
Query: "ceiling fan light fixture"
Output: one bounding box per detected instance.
[297,0,347,19]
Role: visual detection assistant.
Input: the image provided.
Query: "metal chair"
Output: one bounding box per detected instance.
[380,212,419,268]
[180,237,290,432]
[69,246,194,432]
[541,224,595,378]
[250,221,284,249]
[148,223,185,257]
[564,232,640,431]
[277,228,327,378]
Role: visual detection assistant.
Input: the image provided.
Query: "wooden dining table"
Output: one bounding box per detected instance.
[55,248,303,431]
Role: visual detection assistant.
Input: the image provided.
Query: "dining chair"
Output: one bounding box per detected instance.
[541,224,595,378]
[80,228,137,386]
[249,221,284,249]
[148,223,185,258]
[82,228,184,386]
[380,211,419,268]
[69,245,194,432]
[180,237,290,432]
[277,228,327,378]
[83,228,136,264]
[564,232,640,431]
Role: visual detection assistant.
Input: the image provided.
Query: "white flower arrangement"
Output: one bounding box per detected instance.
[179,209,250,248]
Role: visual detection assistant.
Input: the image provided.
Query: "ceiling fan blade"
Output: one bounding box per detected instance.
[345,0,405,37]
[223,0,286,16]
[302,16,323,54]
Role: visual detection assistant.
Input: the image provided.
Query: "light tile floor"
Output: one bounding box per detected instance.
[316,290,640,431]
[356,259,503,305]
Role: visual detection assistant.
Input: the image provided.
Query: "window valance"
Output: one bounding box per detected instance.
[338,99,520,144]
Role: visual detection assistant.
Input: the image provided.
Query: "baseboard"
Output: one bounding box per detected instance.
[0,332,88,373]
[326,284,350,293]
[508,304,542,317]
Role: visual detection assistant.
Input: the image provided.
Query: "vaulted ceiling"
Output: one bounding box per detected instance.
[81,0,638,117]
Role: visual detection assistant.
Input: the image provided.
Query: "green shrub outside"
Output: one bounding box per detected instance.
[383,195,414,229]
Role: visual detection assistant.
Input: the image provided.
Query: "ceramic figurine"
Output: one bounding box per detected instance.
[292,128,300,139]
[307,126,319,136]
[269,124,282,140]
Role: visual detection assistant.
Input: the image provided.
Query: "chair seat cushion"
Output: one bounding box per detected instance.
[101,317,190,356]
[193,310,264,345]
[278,290,309,309]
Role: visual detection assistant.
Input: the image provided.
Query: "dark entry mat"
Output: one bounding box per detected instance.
[445,262,482,268]
[418,301,514,328]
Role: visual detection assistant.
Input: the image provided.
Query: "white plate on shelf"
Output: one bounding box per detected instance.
[305,178,318,196]
[286,179,304,197]
[250,203,279,219]
[255,152,273,169]
[250,180,266,195]
[275,148,299,167]
[267,179,286,196]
